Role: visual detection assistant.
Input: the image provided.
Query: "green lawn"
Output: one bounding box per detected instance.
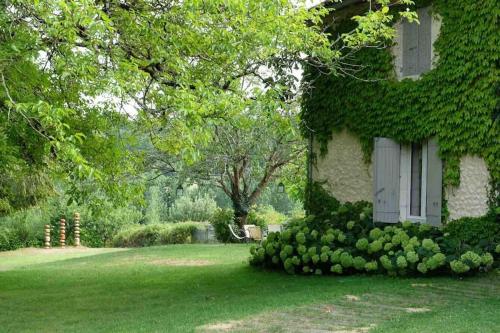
[0,245,499,333]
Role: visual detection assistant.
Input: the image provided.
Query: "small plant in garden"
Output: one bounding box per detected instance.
[250,202,498,276]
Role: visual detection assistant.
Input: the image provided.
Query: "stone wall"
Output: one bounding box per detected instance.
[312,130,373,203]
[445,155,491,220]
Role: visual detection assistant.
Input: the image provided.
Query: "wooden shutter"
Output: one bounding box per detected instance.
[373,138,400,223]
[402,6,432,76]
[426,138,442,226]
[417,7,432,73]
[402,19,418,76]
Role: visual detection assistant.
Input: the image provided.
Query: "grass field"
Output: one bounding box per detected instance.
[0,244,499,332]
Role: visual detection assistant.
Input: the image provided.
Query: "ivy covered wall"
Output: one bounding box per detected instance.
[301,0,499,199]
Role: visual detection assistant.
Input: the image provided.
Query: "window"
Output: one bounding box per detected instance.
[405,142,427,220]
[394,6,439,79]
[373,137,442,225]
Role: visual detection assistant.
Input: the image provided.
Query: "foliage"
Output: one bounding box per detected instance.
[169,185,218,222]
[442,211,500,255]
[0,196,144,251]
[209,208,236,243]
[0,3,143,213]
[250,202,497,276]
[301,0,499,191]
[111,222,199,247]
[144,186,162,225]
[247,205,287,227]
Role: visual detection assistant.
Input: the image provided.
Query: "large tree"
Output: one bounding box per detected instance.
[0,0,416,213]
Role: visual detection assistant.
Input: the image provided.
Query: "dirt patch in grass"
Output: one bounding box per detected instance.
[197,321,243,332]
[149,259,214,266]
[405,307,431,313]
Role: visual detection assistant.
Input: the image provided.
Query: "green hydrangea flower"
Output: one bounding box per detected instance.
[330,264,343,274]
[368,240,383,253]
[302,227,310,234]
[308,247,317,256]
[426,253,446,270]
[384,226,394,233]
[296,232,306,244]
[380,255,393,271]
[326,233,335,243]
[481,253,494,266]
[297,245,307,255]
[417,262,428,274]
[302,254,311,263]
[402,221,412,229]
[303,266,311,273]
[337,232,346,243]
[280,250,288,261]
[356,238,369,251]
[250,245,257,255]
[320,253,329,263]
[266,244,275,255]
[340,252,353,268]
[406,251,419,264]
[326,228,335,235]
[310,229,319,239]
[460,251,482,268]
[321,245,330,253]
[495,244,500,254]
[396,256,408,268]
[315,269,323,275]
[292,256,301,265]
[422,239,435,251]
[283,245,292,255]
[272,255,280,264]
[418,224,432,233]
[365,261,378,271]
[384,242,394,251]
[281,230,292,241]
[347,221,356,230]
[450,260,470,274]
[353,256,367,270]
[312,254,320,264]
[330,249,343,263]
[284,258,293,270]
[369,228,383,240]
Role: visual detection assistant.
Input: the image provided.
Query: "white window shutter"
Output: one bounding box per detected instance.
[426,138,442,226]
[373,138,401,223]
[417,7,432,73]
[402,19,418,76]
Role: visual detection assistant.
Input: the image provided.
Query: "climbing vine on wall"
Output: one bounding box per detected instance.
[301,0,499,195]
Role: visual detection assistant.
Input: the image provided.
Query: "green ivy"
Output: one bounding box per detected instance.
[301,0,499,192]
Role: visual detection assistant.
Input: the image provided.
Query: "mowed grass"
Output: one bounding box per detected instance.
[0,244,499,333]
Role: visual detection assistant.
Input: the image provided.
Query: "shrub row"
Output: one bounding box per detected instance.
[250,203,499,276]
[111,222,200,247]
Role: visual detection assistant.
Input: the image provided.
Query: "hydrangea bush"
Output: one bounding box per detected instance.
[249,203,498,276]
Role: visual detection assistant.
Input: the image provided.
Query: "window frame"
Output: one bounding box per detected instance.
[399,142,428,222]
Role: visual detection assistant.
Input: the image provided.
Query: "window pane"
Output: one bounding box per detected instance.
[410,143,423,216]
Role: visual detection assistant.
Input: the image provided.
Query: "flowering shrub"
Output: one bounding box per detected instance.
[249,202,498,276]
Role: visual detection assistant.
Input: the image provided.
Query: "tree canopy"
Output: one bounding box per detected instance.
[0,0,416,213]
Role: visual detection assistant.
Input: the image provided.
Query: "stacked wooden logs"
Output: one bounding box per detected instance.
[59,218,66,248]
[74,212,81,247]
[44,224,51,249]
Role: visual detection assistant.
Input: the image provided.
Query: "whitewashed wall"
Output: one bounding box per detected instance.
[313,132,490,220]
[312,130,373,203]
[445,155,491,220]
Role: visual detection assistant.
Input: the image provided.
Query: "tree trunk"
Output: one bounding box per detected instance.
[232,197,249,231]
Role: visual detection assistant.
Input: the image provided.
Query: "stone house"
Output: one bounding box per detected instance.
[304,0,498,225]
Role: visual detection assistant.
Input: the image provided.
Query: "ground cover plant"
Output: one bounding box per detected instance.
[250,198,499,276]
[0,244,499,332]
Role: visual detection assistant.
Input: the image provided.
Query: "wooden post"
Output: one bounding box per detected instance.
[44,224,51,249]
[60,218,66,248]
[74,212,80,247]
